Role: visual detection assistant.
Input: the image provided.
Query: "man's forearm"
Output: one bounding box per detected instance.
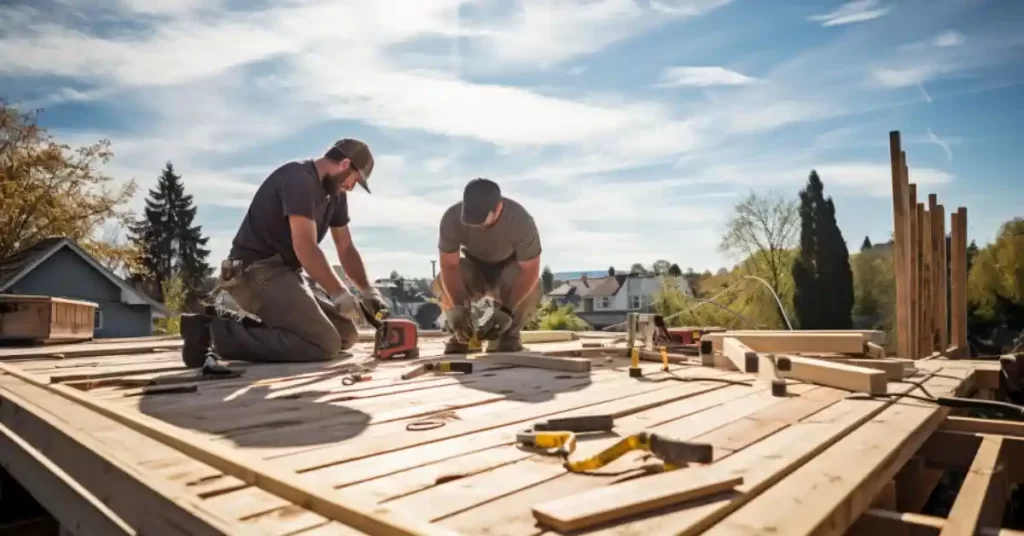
[295,243,346,298]
[337,245,373,294]
[440,263,469,306]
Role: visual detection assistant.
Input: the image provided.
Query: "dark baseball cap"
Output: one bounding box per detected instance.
[328,138,374,193]
[461,178,502,225]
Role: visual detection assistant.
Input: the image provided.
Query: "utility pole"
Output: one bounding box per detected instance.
[430,260,437,279]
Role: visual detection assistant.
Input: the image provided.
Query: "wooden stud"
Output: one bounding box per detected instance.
[721,337,759,372]
[922,204,933,355]
[890,132,910,360]
[909,185,919,359]
[937,203,948,351]
[479,353,592,373]
[773,355,888,395]
[708,332,866,355]
[956,207,969,350]
[940,435,1009,536]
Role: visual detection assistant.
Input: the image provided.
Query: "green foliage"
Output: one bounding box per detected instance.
[526,300,590,331]
[850,246,897,342]
[719,189,799,300]
[154,274,187,335]
[792,170,854,329]
[967,218,1024,326]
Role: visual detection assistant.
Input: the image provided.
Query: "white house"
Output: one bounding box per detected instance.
[547,273,692,329]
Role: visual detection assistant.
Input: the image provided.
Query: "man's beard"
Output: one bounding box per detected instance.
[323,168,354,194]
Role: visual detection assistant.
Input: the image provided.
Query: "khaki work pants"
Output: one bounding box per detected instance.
[210,255,358,362]
[430,257,542,337]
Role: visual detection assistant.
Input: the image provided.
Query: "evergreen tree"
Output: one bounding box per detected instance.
[860,236,872,251]
[541,266,555,294]
[668,263,682,277]
[607,266,615,276]
[131,162,212,308]
[791,170,854,329]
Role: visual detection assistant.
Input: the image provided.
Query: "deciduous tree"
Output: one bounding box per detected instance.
[719,190,799,301]
[0,100,138,263]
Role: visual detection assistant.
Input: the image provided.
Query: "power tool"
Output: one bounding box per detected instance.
[359,303,419,360]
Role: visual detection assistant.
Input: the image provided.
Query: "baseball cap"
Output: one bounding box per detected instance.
[328,138,374,193]
[461,178,502,225]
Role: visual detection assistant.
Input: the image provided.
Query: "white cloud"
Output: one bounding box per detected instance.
[926,128,953,163]
[871,65,946,88]
[933,30,965,47]
[657,66,759,88]
[808,0,891,27]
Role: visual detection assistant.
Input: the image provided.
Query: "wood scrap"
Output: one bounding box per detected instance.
[708,332,867,355]
[478,352,591,373]
[774,355,888,395]
[531,469,743,532]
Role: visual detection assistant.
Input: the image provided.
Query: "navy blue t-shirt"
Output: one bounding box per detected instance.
[229,160,349,269]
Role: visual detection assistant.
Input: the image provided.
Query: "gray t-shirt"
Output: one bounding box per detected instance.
[438,197,542,264]
[229,160,350,269]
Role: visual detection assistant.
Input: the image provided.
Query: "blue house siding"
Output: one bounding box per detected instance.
[6,248,155,338]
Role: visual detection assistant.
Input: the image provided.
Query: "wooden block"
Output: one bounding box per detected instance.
[479,352,591,373]
[531,469,743,532]
[776,355,888,395]
[866,342,886,359]
[721,337,758,373]
[708,332,866,355]
[806,358,910,381]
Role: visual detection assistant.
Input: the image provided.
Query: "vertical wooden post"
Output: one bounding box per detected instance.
[956,207,969,350]
[908,185,919,359]
[889,132,910,359]
[921,204,933,354]
[936,203,948,351]
[915,202,925,358]
[950,211,963,353]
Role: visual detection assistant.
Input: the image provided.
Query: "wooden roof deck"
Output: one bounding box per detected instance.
[0,331,1020,536]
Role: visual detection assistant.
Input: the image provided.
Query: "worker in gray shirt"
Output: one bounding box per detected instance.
[179,138,387,367]
[431,178,543,353]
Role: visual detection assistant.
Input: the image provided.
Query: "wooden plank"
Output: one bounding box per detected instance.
[0,339,184,360]
[910,192,920,359]
[532,472,743,532]
[954,207,968,350]
[940,435,1009,536]
[0,375,247,535]
[0,422,134,536]
[718,330,885,346]
[562,369,965,536]
[476,352,591,372]
[937,203,948,351]
[700,368,971,536]
[941,416,1024,438]
[721,337,758,372]
[810,357,908,381]
[777,355,888,395]
[0,363,453,536]
[708,332,865,354]
[890,136,909,360]
[950,210,964,352]
[922,204,933,355]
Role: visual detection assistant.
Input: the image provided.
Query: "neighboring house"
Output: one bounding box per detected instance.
[547,273,693,330]
[0,238,170,338]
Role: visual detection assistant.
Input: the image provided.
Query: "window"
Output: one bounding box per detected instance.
[631,296,642,310]
[94,309,104,330]
[599,297,611,308]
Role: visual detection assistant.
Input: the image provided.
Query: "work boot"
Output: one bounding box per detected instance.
[444,336,469,355]
[180,313,214,368]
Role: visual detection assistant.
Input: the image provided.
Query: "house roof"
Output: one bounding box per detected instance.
[577,275,626,297]
[0,237,171,317]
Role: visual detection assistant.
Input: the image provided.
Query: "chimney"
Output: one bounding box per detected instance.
[581,274,589,287]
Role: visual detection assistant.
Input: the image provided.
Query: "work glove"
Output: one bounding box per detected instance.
[331,291,362,320]
[478,304,514,341]
[359,288,389,320]
[446,305,475,343]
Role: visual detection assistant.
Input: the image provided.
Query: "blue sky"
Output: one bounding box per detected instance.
[2,0,1022,280]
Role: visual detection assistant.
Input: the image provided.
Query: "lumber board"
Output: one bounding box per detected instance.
[940,435,1009,536]
[0,422,134,536]
[721,337,758,373]
[475,352,591,372]
[700,368,972,536]
[708,332,866,354]
[531,472,743,532]
[776,355,888,395]
[0,374,248,535]
[715,330,885,346]
[0,363,454,536]
[811,357,910,381]
[0,339,184,360]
